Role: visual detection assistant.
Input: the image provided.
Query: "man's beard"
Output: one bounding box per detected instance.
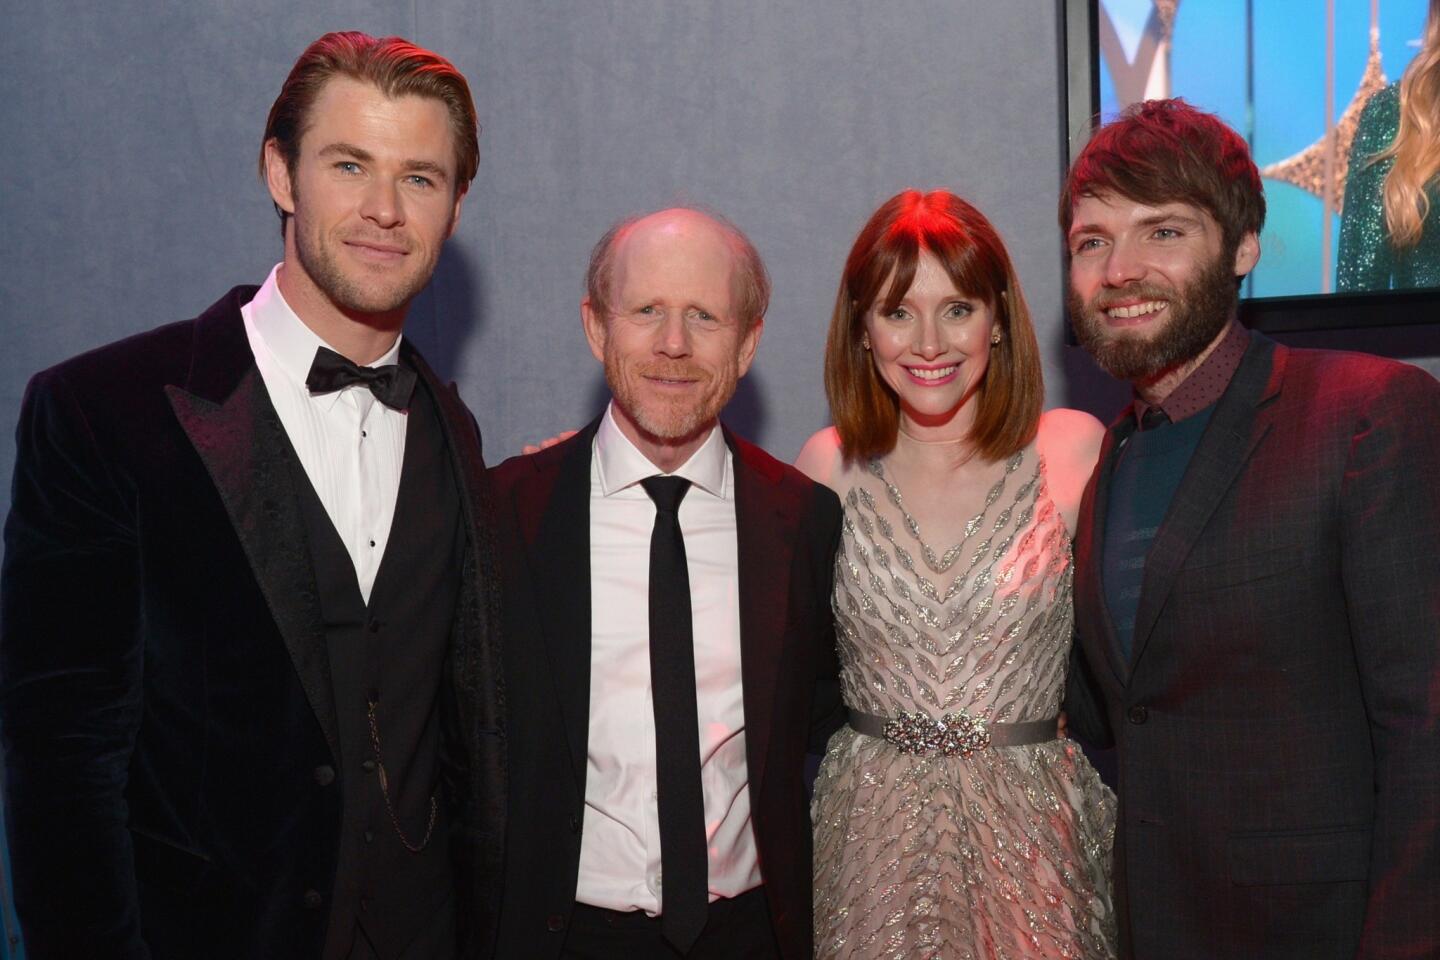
[605,353,738,446]
[1068,249,1238,383]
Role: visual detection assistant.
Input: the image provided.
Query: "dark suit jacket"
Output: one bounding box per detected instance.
[489,418,842,960]
[1069,333,1440,959]
[0,287,506,960]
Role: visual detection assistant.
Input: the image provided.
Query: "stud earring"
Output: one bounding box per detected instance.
[861,334,871,350]
[990,331,1002,345]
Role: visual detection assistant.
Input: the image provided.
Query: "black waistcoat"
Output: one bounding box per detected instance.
[292,376,464,959]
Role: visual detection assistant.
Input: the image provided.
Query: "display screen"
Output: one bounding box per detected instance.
[1092,0,1436,300]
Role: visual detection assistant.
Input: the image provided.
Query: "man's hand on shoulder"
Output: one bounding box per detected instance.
[521,429,578,455]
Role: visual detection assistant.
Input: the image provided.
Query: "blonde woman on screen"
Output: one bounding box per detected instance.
[1338,0,1440,290]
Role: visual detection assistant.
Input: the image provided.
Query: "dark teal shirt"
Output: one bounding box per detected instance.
[1103,406,1215,661]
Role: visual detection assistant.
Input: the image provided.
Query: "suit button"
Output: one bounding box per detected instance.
[1127,705,1149,724]
[364,830,375,844]
[313,765,336,786]
[569,815,580,834]
[360,896,371,914]
[303,889,323,910]
[362,759,377,773]
[546,914,565,932]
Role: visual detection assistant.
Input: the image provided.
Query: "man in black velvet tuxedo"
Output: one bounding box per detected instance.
[491,208,842,959]
[1061,99,1440,958]
[0,32,504,960]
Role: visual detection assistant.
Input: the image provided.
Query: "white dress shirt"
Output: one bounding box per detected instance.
[241,265,407,603]
[575,405,760,913]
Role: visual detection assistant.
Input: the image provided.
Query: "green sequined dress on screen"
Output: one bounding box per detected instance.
[1337,82,1440,291]
[811,445,1117,960]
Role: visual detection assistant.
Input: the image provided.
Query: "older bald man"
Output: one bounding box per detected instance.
[490,208,842,960]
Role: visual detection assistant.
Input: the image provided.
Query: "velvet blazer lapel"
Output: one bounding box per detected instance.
[1127,335,1285,671]
[511,417,602,799]
[163,287,339,761]
[726,428,800,799]
[403,344,505,742]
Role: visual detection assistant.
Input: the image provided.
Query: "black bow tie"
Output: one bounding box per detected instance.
[305,346,416,411]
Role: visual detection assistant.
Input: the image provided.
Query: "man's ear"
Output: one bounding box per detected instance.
[581,297,607,363]
[736,316,764,379]
[446,187,466,241]
[1233,230,1260,277]
[263,139,296,217]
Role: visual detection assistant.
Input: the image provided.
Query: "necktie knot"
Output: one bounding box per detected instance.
[641,476,692,515]
[1139,405,1170,431]
[305,346,416,411]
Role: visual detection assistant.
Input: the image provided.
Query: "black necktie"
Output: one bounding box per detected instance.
[1139,405,1170,430]
[305,346,416,411]
[640,476,708,952]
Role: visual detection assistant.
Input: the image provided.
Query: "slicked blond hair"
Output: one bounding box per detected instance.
[259,32,479,233]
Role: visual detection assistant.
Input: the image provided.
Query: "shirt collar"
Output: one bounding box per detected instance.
[594,403,730,500]
[246,264,404,412]
[1133,316,1249,427]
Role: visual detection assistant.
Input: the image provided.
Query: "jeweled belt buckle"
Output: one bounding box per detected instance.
[881,710,992,758]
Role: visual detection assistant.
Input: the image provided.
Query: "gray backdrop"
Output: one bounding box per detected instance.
[5,1,1435,532]
[1,0,1126,536]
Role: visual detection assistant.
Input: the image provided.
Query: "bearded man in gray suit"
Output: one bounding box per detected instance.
[1062,99,1440,960]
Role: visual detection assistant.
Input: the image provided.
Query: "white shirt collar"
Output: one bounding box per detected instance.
[246,264,404,412]
[594,402,729,500]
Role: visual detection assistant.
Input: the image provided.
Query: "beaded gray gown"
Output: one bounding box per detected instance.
[812,446,1117,959]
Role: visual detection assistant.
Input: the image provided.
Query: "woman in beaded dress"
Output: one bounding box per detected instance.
[797,190,1116,959]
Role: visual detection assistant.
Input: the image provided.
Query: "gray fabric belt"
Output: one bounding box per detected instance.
[848,709,1058,755]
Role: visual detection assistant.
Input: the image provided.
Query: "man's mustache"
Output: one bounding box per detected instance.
[636,363,710,381]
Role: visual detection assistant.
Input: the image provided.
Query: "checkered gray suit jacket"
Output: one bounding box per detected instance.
[1068,332,1440,960]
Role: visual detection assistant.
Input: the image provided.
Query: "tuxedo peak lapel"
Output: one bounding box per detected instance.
[404,346,486,534]
[1078,411,1138,685]
[1129,336,1286,668]
[181,286,262,404]
[726,429,799,796]
[166,370,339,761]
[405,348,503,727]
[518,419,601,796]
